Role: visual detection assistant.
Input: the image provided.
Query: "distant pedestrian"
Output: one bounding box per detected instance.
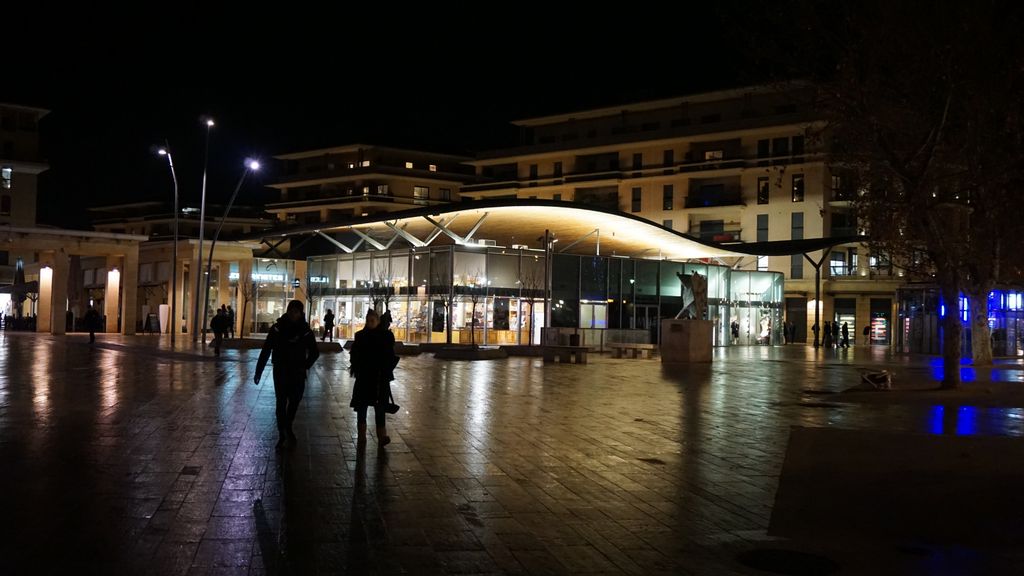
[255,300,320,449]
[84,306,101,344]
[226,305,235,339]
[210,308,230,356]
[822,321,832,348]
[812,323,819,345]
[322,309,335,342]
[841,322,850,348]
[832,321,840,348]
[788,321,797,344]
[349,309,397,448]
[863,324,871,345]
[730,320,740,344]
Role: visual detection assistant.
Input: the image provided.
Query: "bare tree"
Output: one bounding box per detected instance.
[518,260,545,345]
[763,1,1024,387]
[238,279,255,338]
[369,262,394,313]
[431,266,454,344]
[463,268,487,347]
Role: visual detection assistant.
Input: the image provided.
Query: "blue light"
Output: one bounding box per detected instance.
[928,405,945,434]
[955,406,978,436]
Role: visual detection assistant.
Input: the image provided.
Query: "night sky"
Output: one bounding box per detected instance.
[2,6,789,229]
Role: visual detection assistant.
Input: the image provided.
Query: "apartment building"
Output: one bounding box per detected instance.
[461,85,901,343]
[0,103,50,283]
[267,145,477,225]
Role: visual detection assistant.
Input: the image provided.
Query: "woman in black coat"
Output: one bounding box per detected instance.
[349,310,396,447]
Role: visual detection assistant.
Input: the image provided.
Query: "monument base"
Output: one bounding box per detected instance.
[660,319,713,363]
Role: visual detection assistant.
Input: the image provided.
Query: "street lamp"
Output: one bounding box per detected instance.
[193,118,215,341]
[200,159,260,347]
[157,145,178,345]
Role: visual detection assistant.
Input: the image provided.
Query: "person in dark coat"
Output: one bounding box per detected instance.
[322,309,335,342]
[822,321,832,348]
[349,309,397,448]
[841,322,850,348]
[84,306,101,344]
[863,324,871,345]
[832,321,841,348]
[255,300,320,449]
[226,305,235,339]
[210,308,230,356]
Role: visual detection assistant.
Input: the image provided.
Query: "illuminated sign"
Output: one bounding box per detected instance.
[309,276,329,284]
[228,272,286,282]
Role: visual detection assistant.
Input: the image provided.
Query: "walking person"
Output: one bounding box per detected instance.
[226,305,235,339]
[822,321,832,348]
[832,321,841,348]
[84,305,101,344]
[841,322,850,348]
[210,307,230,356]
[254,300,320,449]
[349,309,397,449]
[863,324,871,345]
[322,309,335,342]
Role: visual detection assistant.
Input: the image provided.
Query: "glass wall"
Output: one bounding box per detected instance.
[306,247,784,347]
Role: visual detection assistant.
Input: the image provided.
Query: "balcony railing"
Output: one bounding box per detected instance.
[699,229,743,243]
[684,195,744,209]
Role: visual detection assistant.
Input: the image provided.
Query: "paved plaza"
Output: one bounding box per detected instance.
[1,332,1023,575]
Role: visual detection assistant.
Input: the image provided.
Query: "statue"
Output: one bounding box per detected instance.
[675,271,708,320]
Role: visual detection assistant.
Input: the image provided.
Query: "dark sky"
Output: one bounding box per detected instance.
[3,6,784,228]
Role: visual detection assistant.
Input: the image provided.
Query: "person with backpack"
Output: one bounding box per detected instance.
[254,300,320,449]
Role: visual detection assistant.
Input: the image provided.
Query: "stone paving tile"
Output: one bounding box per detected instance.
[2,333,1024,574]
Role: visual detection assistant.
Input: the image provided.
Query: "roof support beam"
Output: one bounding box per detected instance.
[423,215,467,245]
[316,230,364,253]
[383,222,426,247]
[463,212,489,241]
[559,228,600,254]
[351,228,387,250]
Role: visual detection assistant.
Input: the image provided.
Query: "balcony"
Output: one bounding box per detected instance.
[564,170,621,184]
[684,194,744,209]
[699,229,743,243]
[678,158,746,173]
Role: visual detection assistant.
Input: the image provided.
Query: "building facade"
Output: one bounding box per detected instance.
[460,85,901,344]
[0,103,50,284]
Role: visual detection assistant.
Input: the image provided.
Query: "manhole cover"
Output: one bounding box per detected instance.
[737,548,839,575]
[180,466,202,476]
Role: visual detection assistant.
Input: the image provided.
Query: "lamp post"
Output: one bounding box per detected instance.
[157,145,178,345]
[193,118,215,342]
[200,159,260,347]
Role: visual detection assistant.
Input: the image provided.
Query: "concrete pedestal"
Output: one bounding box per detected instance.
[660,319,713,363]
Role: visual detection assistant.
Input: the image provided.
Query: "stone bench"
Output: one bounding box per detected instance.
[608,342,657,359]
[542,345,589,365]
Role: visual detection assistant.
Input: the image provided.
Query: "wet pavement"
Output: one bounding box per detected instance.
[1,332,1023,575]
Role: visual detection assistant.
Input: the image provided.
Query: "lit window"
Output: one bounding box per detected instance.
[376,184,389,195]
[347,162,355,169]
[428,164,437,172]
[1,167,10,189]
[413,186,429,202]
[704,150,724,161]
[405,161,414,169]
[757,256,768,271]
[360,160,371,167]
[362,186,370,195]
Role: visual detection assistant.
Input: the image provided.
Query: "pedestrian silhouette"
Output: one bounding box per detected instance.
[226,305,235,339]
[255,300,320,449]
[349,309,398,449]
[863,324,871,345]
[210,308,230,356]
[84,306,101,343]
[841,322,850,348]
[323,309,335,342]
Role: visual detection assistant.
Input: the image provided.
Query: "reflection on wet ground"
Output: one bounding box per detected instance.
[0,333,1021,574]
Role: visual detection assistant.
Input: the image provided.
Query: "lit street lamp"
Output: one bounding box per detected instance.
[157,145,178,345]
[193,118,215,342]
[200,159,260,346]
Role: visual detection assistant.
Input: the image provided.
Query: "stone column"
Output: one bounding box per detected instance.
[49,250,70,335]
[121,246,139,335]
[104,255,121,333]
[36,252,54,333]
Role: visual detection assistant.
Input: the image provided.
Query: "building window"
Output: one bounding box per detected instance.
[413,186,429,201]
[830,251,847,276]
[631,187,642,212]
[439,188,451,201]
[376,184,389,195]
[704,150,724,161]
[0,195,10,216]
[405,161,414,169]
[757,139,770,166]
[792,174,805,202]
[362,186,370,196]
[632,153,643,170]
[663,149,674,166]
[529,164,538,179]
[428,164,437,172]
[553,161,563,177]
[791,254,804,279]
[663,219,673,229]
[772,137,789,158]
[757,214,769,242]
[347,162,355,169]
[0,167,10,189]
[757,176,769,204]
[757,256,768,271]
[792,135,805,159]
[662,184,674,210]
[791,212,804,240]
[553,193,562,201]
[360,160,371,167]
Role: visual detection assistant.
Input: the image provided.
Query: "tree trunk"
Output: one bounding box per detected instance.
[240,300,249,338]
[966,286,993,365]
[445,301,452,344]
[938,275,962,389]
[470,300,477,346]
